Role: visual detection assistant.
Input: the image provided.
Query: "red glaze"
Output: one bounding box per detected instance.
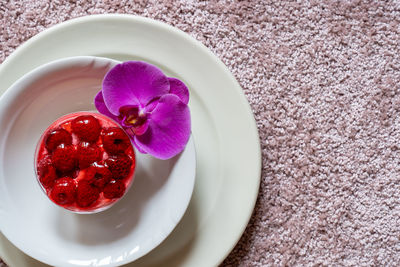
[85,163,113,191]
[71,115,101,143]
[101,127,131,155]
[106,154,133,179]
[76,180,100,207]
[77,142,102,169]
[103,180,126,199]
[44,128,72,151]
[51,177,76,205]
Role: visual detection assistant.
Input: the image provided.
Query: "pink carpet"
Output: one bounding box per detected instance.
[1,1,400,266]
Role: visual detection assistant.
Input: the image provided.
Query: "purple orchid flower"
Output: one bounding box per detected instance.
[95,61,191,160]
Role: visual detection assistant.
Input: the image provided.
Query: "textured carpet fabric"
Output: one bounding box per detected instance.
[1,1,400,266]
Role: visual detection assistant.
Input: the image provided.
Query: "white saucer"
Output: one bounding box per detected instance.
[0,15,261,267]
[0,56,196,266]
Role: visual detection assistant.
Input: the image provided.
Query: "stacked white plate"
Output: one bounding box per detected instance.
[0,15,261,267]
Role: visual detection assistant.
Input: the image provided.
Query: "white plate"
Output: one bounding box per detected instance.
[0,15,261,267]
[0,56,196,266]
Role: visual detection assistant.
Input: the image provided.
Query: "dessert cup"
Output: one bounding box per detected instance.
[35,111,136,214]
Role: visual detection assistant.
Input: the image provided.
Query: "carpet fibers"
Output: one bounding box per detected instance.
[1,1,400,266]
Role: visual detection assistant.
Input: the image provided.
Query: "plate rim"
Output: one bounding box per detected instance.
[0,14,262,267]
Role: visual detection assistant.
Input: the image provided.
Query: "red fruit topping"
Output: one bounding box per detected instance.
[36,112,136,211]
[85,163,112,190]
[101,127,130,154]
[77,142,102,169]
[76,180,100,207]
[56,168,80,179]
[51,177,76,205]
[71,115,101,143]
[52,144,77,172]
[44,128,72,151]
[106,154,132,179]
[103,180,126,199]
[37,155,52,177]
[37,156,57,188]
[40,165,57,188]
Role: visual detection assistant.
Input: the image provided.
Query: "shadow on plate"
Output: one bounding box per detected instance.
[131,176,200,267]
[55,154,179,245]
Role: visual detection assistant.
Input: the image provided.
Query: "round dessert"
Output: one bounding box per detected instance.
[35,111,136,213]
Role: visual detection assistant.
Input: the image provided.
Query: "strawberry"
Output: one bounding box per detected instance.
[44,128,72,151]
[50,177,76,205]
[71,115,101,143]
[77,142,102,169]
[85,163,112,190]
[103,180,126,199]
[52,144,77,172]
[105,154,132,179]
[76,180,100,207]
[37,156,57,188]
[101,127,131,154]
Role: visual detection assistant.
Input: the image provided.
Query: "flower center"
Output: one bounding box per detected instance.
[125,112,147,127]
[119,106,149,135]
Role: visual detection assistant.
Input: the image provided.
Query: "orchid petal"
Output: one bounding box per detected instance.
[168,77,189,105]
[134,94,191,159]
[94,91,120,122]
[144,98,159,113]
[129,136,148,154]
[127,120,149,136]
[102,61,170,115]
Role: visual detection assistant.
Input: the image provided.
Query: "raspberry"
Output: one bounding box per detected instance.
[71,115,101,143]
[56,168,80,179]
[85,163,112,190]
[52,144,77,172]
[37,156,57,188]
[103,180,126,199]
[50,177,76,205]
[101,127,130,154]
[44,128,72,151]
[105,154,132,179]
[76,180,100,207]
[77,142,102,169]
[37,155,52,177]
